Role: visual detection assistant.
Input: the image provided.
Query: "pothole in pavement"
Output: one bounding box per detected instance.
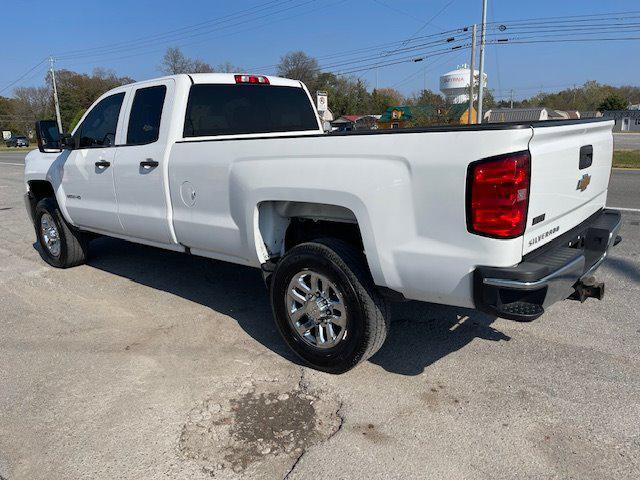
[178,376,342,477]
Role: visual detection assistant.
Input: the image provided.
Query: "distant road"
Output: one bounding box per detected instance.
[614,133,640,150]
[0,151,28,166]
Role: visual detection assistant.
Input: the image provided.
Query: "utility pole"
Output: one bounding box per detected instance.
[49,56,63,132]
[510,89,514,109]
[467,24,477,125]
[476,0,488,123]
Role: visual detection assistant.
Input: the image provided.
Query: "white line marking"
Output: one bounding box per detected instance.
[608,206,640,213]
[0,162,24,166]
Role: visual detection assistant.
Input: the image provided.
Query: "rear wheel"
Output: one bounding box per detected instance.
[35,197,88,268]
[270,238,389,374]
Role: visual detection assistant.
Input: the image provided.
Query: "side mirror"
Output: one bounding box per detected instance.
[60,133,77,150]
[35,120,62,153]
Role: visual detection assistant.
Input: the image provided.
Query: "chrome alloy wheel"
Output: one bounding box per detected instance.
[40,213,61,257]
[286,270,348,349]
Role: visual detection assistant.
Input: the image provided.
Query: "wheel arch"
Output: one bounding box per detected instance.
[254,200,382,284]
[26,180,56,221]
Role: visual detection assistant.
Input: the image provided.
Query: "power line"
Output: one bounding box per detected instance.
[0,58,48,95]
[56,0,317,61]
[319,32,470,71]
[56,0,344,71]
[486,10,640,27]
[250,27,466,72]
[55,0,296,59]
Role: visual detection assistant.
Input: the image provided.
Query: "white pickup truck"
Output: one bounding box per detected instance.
[25,73,622,373]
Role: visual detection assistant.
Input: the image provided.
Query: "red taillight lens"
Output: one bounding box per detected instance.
[234,74,269,84]
[467,151,530,238]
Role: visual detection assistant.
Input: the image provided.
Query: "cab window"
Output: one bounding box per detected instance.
[126,85,166,145]
[183,84,318,137]
[76,92,125,148]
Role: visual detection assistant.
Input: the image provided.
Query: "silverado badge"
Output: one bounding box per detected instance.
[576,173,591,192]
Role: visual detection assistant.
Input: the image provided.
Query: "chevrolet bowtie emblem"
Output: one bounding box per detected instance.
[576,173,591,192]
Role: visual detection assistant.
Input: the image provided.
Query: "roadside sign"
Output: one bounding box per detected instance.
[316,91,328,112]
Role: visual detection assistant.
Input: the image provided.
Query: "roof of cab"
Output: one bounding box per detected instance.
[187,73,303,88]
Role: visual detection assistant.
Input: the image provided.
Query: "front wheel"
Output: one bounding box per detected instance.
[34,197,88,268]
[270,238,389,374]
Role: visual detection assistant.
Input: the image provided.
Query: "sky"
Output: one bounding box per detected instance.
[2,0,639,101]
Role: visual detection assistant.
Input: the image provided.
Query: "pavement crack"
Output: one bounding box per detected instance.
[282,366,345,480]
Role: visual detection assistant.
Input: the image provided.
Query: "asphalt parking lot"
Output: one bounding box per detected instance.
[614,133,640,150]
[0,152,639,480]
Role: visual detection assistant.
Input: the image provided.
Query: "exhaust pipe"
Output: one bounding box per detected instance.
[569,276,605,303]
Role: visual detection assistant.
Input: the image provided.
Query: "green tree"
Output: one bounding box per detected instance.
[370,88,404,114]
[51,68,134,131]
[407,89,446,108]
[598,94,628,111]
[314,72,373,116]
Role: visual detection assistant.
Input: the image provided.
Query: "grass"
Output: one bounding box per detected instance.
[613,150,640,169]
[0,146,34,152]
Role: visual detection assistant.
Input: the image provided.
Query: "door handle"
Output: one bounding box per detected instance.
[579,145,593,169]
[140,159,159,169]
[95,160,111,168]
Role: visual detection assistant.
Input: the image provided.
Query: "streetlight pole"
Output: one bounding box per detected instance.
[477,0,488,123]
[49,56,63,132]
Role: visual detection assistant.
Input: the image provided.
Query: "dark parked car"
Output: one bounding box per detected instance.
[5,136,30,147]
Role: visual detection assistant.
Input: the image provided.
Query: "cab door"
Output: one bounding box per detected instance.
[61,91,126,233]
[112,80,175,245]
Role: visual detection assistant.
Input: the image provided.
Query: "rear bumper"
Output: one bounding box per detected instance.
[474,208,622,321]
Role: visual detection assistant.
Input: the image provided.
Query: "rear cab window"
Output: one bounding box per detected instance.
[183,84,319,138]
[127,85,167,145]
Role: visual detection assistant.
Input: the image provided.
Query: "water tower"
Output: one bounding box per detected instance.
[439,64,488,104]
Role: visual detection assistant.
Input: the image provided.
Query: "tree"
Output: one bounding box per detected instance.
[159,47,240,75]
[8,86,53,135]
[160,47,194,74]
[598,94,628,111]
[276,51,319,88]
[371,88,405,114]
[159,47,214,74]
[408,89,446,108]
[314,72,373,116]
[52,68,134,130]
[214,61,243,73]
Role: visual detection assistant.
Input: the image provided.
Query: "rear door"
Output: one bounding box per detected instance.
[523,119,614,254]
[62,91,126,233]
[113,79,176,245]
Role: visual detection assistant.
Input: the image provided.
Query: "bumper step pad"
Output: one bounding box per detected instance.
[497,301,544,321]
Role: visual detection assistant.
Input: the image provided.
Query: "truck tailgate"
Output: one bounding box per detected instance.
[523,119,614,255]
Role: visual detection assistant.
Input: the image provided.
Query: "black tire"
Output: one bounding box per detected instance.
[270,238,390,374]
[34,197,88,268]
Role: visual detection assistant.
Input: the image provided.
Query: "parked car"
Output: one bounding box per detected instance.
[6,136,29,147]
[23,73,622,373]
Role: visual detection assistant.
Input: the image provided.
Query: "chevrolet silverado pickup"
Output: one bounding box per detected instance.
[24,73,622,373]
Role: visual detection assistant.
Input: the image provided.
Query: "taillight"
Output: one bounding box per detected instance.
[234,74,269,84]
[466,151,530,238]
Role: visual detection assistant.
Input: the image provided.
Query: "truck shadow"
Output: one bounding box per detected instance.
[370,302,509,376]
[51,237,510,377]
